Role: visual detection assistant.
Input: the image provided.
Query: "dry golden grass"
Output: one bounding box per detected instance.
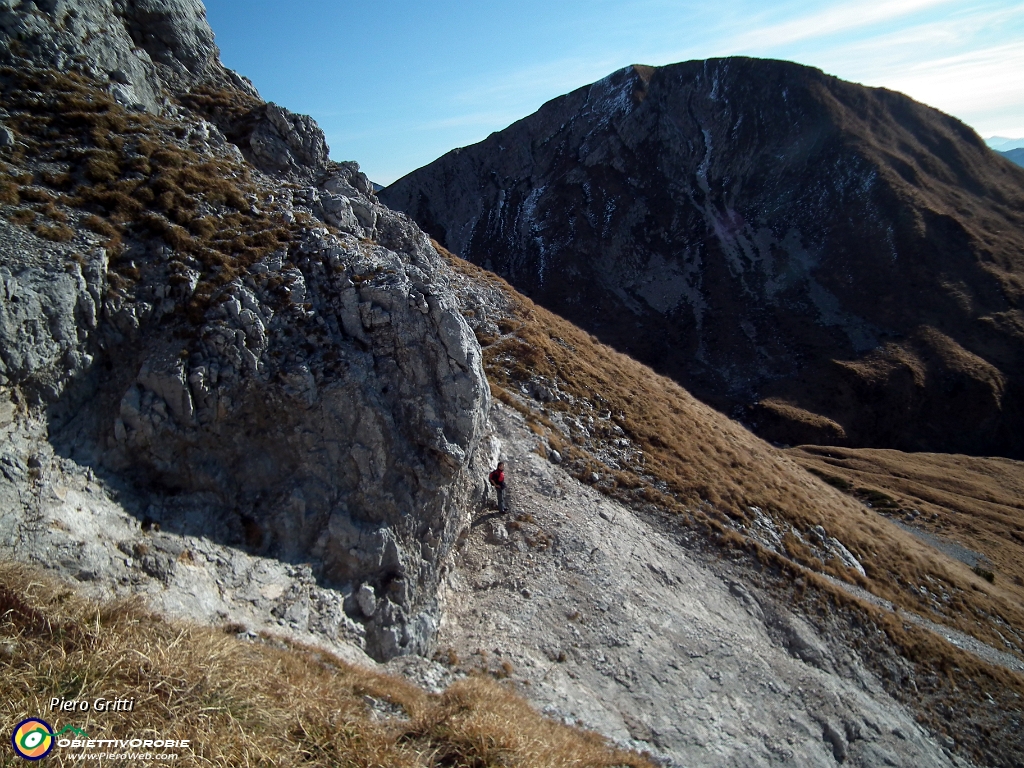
[0,65,293,309]
[32,222,74,242]
[6,208,35,226]
[440,248,1024,664]
[789,446,1024,611]
[178,83,264,131]
[0,178,20,205]
[0,562,653,767]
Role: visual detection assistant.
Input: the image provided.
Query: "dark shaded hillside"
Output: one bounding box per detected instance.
[382,58,1024,458]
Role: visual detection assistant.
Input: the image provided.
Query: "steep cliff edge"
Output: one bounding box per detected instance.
[0,0,489,660]
[382,59,1024,458]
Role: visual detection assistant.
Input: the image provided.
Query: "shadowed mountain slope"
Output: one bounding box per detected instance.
[382,58,1024,458]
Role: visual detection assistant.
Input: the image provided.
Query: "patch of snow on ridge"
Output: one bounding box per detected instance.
[697,128,713,194]
[585,69,635,123]
[520,186,548,286]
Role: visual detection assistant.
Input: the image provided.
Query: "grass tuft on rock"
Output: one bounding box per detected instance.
[0,64,294,307]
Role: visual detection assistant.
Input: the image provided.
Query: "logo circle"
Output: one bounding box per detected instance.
[11,719,54,760]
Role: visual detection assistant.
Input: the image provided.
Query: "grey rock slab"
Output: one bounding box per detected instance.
[0,415,372,667]
[437,403,966,768]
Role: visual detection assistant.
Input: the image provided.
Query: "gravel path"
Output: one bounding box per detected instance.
[818,573,1024,674]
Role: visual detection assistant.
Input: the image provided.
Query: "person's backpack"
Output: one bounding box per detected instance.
[489,469,503,487]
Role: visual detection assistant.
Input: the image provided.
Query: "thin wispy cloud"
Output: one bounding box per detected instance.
[728,0,962,50]
[640,0,1024,136]
[790,4,1023,74]
[882,42,1024,113]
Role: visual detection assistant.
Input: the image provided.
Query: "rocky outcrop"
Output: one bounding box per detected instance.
[59,170,487,658]
[100,213,489,658]
[0,227,107,401]
[0,0,492,660]
[247,102,330,175]
[382,58,1024,458]
[2,163,490,660]
[0,0,255,111]
[0,1,332,176]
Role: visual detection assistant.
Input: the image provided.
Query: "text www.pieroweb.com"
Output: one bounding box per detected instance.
[65,752,178,761]
[58,739,188,761]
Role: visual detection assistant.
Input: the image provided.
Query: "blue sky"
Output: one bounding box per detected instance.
[203,0,1024,185]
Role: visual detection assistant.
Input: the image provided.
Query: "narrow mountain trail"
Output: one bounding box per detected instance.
[817,573,1024,676]
[438,404,974,767]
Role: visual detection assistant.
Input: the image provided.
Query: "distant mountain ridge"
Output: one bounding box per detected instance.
[986,136,1024,151]
[382,58,1024,458]
[1001,148,1024,168]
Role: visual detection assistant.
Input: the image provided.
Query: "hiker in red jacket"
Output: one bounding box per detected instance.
[488,461,507,513]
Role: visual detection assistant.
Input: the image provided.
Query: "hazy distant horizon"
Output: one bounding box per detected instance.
[986,136,1024,151]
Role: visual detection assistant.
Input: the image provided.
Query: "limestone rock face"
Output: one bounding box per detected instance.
[382,59,1024,458]
[0,0,491,660]
[95,220,489,660]
[0,0,254,111]
[0,223,107,401]
[2,192,489,661]
[248,103,330,175]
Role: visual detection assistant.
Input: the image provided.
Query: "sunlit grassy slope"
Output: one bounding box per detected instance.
[442,250,1024,660]
[789,446,1024,620]
[440,248,1024,766]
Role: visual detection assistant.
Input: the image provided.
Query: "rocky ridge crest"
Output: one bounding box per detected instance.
[0,0,248,110]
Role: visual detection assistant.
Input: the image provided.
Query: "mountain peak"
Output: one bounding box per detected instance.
[382,57,1024,458]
